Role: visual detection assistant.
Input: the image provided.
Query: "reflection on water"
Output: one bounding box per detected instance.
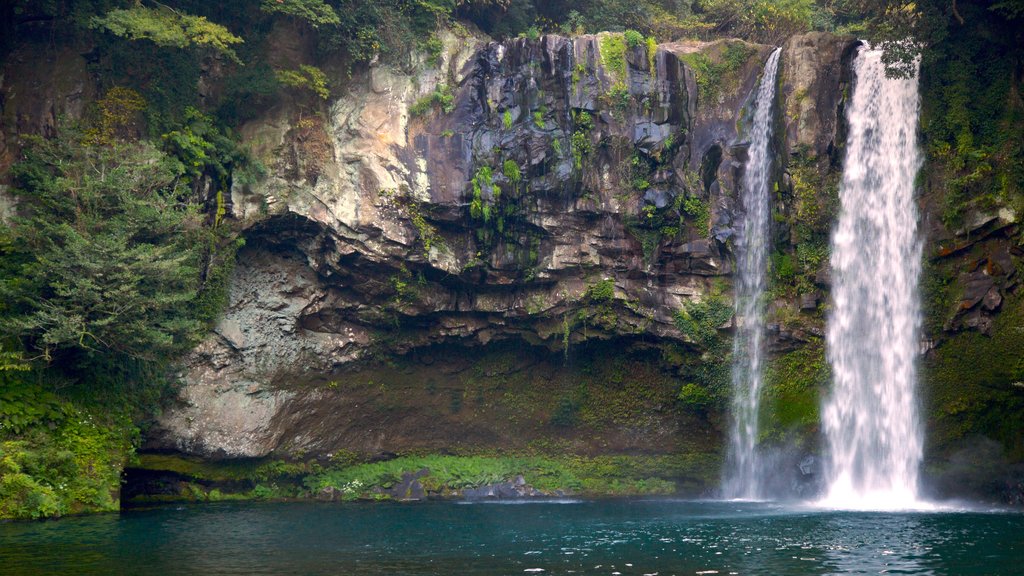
[1,500,1022,575]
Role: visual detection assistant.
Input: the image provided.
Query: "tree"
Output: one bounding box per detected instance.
[1,132,212,362]
[91,4,243,62]
[260,0,340,27]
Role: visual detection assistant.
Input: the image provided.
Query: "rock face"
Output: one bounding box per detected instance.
[781,32,857,161]
[147,31,857,460]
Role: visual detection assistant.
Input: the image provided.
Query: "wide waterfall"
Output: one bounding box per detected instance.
[723,47,781,500]
[820,45,925,509]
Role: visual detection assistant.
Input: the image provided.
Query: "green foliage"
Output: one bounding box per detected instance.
[571,110,594,171]
[502,109,514,130]
[585,279,616,303]
[924,291,1024,459]
[4,137,197,360]
[759,342,828,444]
[503,159,521,185]
[0,376,135,520]
[916,1,1024,228]
[91,6,243,63]
[533,110,545,129]
[410,84,455,116]
[681,195,710,233]
[2,122,243,364]
[646,36,658,73]
[423,35,445,66]
[260,0,340,27]
[83,86,147,146]
[91,35,203,136]
[674,291,733,349]
[677,382,714,412]
[305,454,685,498]
[0,380,69,436]
[276,65,331,100]
[469,166,495,221]
[606,82,631,112]
[623,29,645,48]
[670,285,734,412]
[680,42,757,105]
[599,33,628,83]
[699,0,816,45]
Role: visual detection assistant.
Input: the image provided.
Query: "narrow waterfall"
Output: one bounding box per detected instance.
[723,47,781,500]
[820,46,924,509]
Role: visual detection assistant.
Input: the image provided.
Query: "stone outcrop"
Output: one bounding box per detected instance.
[147,32,860,460]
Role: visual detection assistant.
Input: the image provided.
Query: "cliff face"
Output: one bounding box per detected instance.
[6,26,1018,500]
[140,31,855,463]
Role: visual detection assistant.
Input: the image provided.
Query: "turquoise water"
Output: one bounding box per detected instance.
[2,500,1022,575]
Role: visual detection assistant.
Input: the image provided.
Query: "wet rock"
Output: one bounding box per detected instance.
[799,292,819,311]
[960,271,995,310]
[782,32,858,159]
[462,477,543,500]
[389,468,430,501]
[982,287,1003,311]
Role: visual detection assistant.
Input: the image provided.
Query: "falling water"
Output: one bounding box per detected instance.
[820,46,925,510]
[723,48,781,500]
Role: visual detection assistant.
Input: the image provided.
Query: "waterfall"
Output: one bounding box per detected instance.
[723,47,781,500]
[820,46,924,509]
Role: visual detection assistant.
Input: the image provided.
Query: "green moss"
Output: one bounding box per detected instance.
[759,342,828,445]
[923,291,1024,460]
[502,109,513,130]
[305,452,718,499]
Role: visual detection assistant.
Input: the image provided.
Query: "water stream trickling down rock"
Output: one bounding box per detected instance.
[723,47,781,500]
[820,45,925,509]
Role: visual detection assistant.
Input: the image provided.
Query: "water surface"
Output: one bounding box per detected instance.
[2,500,1022,575]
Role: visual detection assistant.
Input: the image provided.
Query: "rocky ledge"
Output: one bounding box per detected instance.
[147,31,856,463]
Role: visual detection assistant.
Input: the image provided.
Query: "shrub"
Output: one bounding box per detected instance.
[623,29,645,48]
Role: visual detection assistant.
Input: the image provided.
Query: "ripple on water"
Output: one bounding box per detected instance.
[0,500,1021,575]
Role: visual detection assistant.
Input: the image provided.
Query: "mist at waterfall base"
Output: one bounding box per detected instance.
[722,47,781,501]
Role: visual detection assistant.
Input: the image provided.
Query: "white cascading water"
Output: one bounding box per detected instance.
[819,46,925,510]
[723,48,781,500]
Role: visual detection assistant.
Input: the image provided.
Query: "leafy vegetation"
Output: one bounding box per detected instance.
[91,6,243,62]
[679,41,758,106]
[260,0,340,27]
[674,287,734,411]
[305,454,689,499]
[0,0,1021,516]
[409,84,455,116]
[276,65,331,100]
[1,377,135,520]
